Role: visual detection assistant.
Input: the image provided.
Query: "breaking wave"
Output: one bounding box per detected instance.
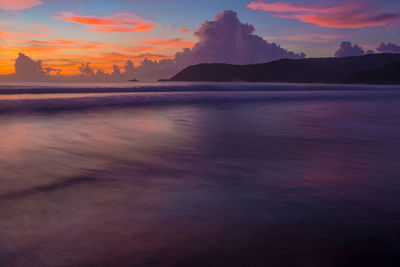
[0,82,400,114]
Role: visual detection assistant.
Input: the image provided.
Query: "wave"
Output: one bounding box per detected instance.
[1,89,400,114]
[1,82,400,94]
[0,176,97,201]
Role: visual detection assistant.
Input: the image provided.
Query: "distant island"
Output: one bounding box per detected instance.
[161,53,400,84]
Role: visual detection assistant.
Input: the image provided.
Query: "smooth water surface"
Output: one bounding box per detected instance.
[0,83,400,266]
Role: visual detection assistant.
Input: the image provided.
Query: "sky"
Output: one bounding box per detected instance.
[0,0,399,79]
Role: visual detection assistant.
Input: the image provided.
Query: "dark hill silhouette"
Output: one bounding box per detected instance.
[347,61,400,84]
[164,53,400,84]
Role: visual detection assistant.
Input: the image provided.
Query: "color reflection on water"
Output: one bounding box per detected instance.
[0,93,142,100]
[0,96,400,266]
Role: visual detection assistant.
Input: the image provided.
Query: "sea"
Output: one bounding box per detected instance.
[0,82,400,266]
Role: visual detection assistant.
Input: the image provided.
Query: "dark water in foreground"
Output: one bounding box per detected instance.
[0,83,400,266]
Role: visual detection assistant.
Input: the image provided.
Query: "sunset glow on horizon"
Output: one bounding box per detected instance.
[0,0,399,77]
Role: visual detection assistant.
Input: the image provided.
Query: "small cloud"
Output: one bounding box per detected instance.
[141,38,195,48]
[1,39,126,55]
[334,41,366,57]
[34,25,53,37]
[124,46,157,53]
[266,33,344,43]
[377,42,400,53]
[44,67,61,75]
[56,12,155,33]
[247,1,399,28]
[27,39,79,45]
[0,0,43,10]
[78,62,94,75]
[179,28,191,34]
[0,30,32,38]
[36,26,52,33]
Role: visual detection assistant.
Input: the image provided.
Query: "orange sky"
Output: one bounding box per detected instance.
[0,0,399,76]
[0,36,194,75]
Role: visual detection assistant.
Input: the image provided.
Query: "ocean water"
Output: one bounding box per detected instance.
[0,82,400,266]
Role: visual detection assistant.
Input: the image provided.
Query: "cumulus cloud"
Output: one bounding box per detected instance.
[176,10,305,65]
[377,42,400,54]
[112,64,121,76]
[334,41,369,57]
[56,12,155,33]
[78,63,95,76]
[3,10,306,81]
[0,0,43,10]
[133,10,305,80]
[14,53,48,80]
[247,0,399,28]
[54,10,305,81]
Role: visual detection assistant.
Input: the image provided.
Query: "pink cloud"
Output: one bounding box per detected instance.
[56,12,155,33]
[0,30,32,38]
[36,26,52,33]
[247,1,399,28]
[1,39,128,53]
[179,28,191,34]
[124,46,157,53]
[141,38,195,48]
[0,0,43,10]
[265,33,345,43]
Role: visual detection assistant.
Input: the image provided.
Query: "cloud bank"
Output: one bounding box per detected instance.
[247,1,399,28]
